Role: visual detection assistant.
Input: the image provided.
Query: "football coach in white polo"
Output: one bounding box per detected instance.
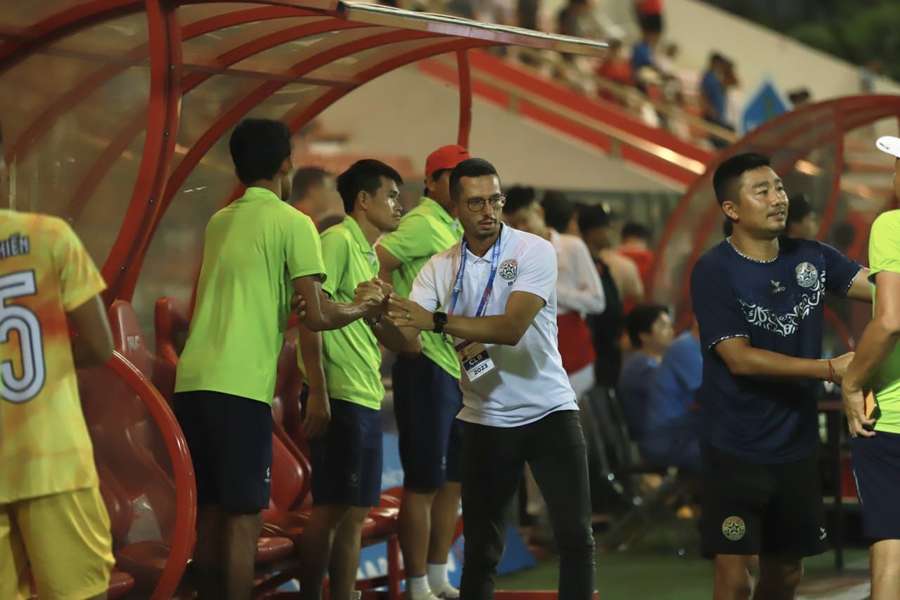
[386,158,595,600]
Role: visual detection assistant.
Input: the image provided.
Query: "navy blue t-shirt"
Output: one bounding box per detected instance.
[690,238,861,463]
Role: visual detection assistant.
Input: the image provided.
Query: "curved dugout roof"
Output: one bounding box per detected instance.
[650,95,900,319]
[0,0,606,305]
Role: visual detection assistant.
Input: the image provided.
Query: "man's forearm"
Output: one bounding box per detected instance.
[373,321,421,354]
[318,295,367,330]
[843,320,899,392]
[298,324,327,392]
[724,346,830,380]
[444,314,525,346]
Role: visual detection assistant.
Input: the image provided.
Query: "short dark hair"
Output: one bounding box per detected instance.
[424,168,451,197]
[450,158,499,200]
[712,152,771,206]
[229,118,292,186]
[577,204,610,234]
[317,213,345,233]
[291,167,330,203]
[542,190,575,234]
[626,304,669,348]
[621,221,651,242]
[787,193,813,226]
[503,185,537,214]
[336,159,402,214]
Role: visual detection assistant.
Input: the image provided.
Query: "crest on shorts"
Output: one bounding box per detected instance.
[499,259,518,282]
[722,516,746,541]
[795,262,818,288]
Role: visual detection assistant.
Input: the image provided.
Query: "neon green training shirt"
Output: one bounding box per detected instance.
[317,216,384,410]
[868,209,900,433]
[378,197,461,379]
[175,187,325,404]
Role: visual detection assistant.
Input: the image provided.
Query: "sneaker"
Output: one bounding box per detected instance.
[432,584,460,599]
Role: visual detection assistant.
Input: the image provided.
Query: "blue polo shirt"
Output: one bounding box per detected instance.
[690,238,860,463]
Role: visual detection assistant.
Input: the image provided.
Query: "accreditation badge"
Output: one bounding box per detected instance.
[455,341,495,381]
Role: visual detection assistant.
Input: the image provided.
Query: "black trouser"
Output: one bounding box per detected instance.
[460,410,595,600]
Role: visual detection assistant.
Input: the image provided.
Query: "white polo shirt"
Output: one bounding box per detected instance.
[410,226,578,428]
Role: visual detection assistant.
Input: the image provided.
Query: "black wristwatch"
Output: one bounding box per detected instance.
[433,311,448,334]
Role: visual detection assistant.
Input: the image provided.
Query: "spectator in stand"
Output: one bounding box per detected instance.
[642,322,703,471]
[577,205,632,387]
[700,52,734,149]
[785,194,819,241]
[291,167,345,231]
[788,88,812,110]
[618,304,674,441]
[619,222,655,292]
[557,0,605,40]
[578,206,643,310]
[631,29,663,92]
[634,0,663,35]
[595,37,633,104]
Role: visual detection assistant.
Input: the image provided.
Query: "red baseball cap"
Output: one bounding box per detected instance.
[425,144,470,179]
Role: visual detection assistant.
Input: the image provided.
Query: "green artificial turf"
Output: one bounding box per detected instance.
[496,515,869,600]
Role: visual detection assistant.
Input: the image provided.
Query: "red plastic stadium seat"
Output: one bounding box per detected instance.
[79,352,196,600]
[109,300,177,401]
[107,570,137,599]
[154,296,191,371]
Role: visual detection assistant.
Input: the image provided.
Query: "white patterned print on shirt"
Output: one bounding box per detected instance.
[736,270,826,337]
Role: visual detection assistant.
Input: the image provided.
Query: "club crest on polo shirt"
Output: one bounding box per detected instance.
[722,516,746,541]
[499,259,518,283]
[795,262,818,288]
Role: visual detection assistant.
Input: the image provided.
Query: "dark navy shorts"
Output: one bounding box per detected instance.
[392,354,463,491]
[174,390,272,514]
[700,444,828,558]
[851,431,900,541]
[309,398,383,507]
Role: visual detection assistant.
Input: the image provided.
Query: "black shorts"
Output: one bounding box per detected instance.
[393,354,463,491]
[309,398,382,507]
[174,390,273,514]
[700,444,828,558]
[851,431,900,541]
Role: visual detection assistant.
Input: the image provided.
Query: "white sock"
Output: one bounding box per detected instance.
[427,563,449,591]
[407,575,431,597]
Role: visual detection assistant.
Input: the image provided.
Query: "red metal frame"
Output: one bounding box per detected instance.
[66,16,369,226]
[102,0,183,302]
[121,31,464,292]
[456,49,472,148]
[0,0,142,72]
[816,113,845,241]
[7,5,316,164]
[106,350,197,600]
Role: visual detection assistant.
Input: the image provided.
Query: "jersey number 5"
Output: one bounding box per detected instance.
[0,271,46,403]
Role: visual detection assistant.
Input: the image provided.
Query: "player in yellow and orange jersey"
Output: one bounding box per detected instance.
[0,123,117,600]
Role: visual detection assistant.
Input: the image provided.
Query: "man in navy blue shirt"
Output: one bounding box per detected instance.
[642,323,703,472]
[690,153,870,600]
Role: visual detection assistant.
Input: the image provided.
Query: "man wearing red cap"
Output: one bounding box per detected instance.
[376,144,469,599]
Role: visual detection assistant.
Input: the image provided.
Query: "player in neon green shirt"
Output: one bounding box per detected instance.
[297,160,420,600]
[376,145,469,600]
[843,135,900,600]
[174,119,384,600]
